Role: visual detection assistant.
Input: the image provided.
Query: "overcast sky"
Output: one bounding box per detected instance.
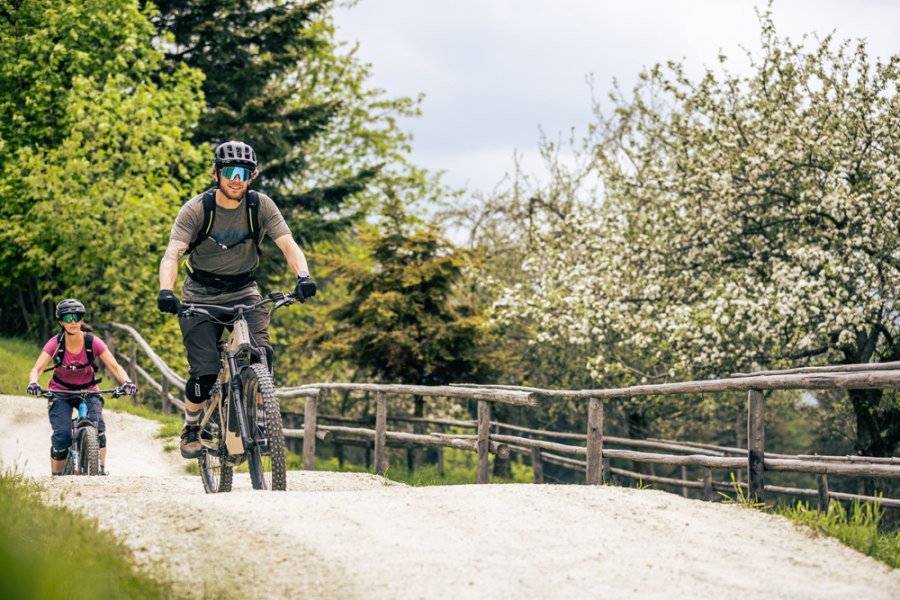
[333,1,899,194]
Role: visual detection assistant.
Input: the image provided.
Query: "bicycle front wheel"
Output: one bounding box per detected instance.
[199,394,233,493]
[242,362,287,491]
[78,425,100,476]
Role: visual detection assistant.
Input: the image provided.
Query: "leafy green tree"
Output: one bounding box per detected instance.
[493,10,900,471]
[0,0,206,346]
[314,199,496,387]
[142,0,425,246]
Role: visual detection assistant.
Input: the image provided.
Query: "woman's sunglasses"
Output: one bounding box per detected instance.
[219,165,254,182]
[60,313,83,323]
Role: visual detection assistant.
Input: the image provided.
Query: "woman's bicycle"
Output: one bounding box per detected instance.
[41,387,130,476]
[178,291,298,493]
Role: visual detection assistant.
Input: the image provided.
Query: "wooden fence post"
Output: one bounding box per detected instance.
[476,400,491,484]
[816,474,830,512]
[747,388,766,504]
[128,339,138,379]
[374,391,387,476]
[160,375,170,415]
[681,466,689,498]
[303,395,318,471]
[436,424,445,477]
[586,398,604,485]
[702,468,713,501]
[105,327,115,357]
[531,448,544,484]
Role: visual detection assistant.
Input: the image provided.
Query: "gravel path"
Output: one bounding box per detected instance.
[1,394,898,599]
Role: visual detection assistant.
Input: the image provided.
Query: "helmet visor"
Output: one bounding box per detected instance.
[220,165,253,182]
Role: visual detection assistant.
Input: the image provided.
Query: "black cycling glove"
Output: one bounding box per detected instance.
[157,290,181,315]
[295,274,317,301]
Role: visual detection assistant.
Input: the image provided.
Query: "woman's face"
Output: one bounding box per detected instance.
[59,313,83,335]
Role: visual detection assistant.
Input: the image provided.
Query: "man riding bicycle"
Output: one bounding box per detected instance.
[26,298,137,475]
[157,140,317,459]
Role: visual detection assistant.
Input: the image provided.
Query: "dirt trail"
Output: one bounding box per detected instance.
[1,394,898,599]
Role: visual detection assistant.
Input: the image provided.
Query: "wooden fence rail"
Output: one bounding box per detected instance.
[101,322,900,509]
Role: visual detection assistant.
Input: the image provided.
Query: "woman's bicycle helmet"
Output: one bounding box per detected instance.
[214,141,257,169]
[55,298,86,319]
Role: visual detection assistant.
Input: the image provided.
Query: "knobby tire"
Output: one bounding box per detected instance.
[243,362,287,491]
[78,425,100,476]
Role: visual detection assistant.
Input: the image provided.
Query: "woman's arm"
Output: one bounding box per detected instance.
[29,351,53,385]
[99,349,131,385]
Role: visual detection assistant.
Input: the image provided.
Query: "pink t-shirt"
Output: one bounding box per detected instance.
[43,334,108,392]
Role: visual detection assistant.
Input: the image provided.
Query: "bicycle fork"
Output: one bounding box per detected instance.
[225,357,254,455]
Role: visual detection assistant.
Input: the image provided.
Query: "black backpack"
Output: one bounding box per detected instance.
[186,188,263,254]
[44,331,102,390]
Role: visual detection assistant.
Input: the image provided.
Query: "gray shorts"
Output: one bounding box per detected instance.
[179,297,271,377]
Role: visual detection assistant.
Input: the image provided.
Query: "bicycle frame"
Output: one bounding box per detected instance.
[186,292,297,462]
[218,316,259,458]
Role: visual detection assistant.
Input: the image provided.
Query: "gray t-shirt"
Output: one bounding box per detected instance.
[170,190,292,303]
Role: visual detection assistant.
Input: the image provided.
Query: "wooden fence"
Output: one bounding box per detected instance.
[100,322,900,510]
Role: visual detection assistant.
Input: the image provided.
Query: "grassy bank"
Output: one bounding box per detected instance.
[777,500,900,569]
[0,470,170,599]
[0,336,46,393]
[0,338,171,598]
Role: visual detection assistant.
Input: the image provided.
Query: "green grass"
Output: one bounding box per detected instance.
[777,499,900,568]
[0,337,47,394]
[0,469,170,599]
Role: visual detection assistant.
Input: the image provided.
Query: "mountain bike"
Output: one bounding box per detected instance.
[41,387,130,476]
[179,291,298,493]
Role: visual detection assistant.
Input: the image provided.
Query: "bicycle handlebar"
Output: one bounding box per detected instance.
[178,290,301,319]
[40,387,132,399]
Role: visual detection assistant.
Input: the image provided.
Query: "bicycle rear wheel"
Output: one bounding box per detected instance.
[78,425,100,476]
[199,395,233,493]
[243,362,287,491]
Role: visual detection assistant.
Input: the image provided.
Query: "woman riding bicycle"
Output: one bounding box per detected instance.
[26,298,137,476]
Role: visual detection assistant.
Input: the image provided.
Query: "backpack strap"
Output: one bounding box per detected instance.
[83,332,98,371]
[186,189,218,254]
[246,189,262,249]
[52,331,66,370]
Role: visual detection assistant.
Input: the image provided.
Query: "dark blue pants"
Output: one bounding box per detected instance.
[48,394,105,451]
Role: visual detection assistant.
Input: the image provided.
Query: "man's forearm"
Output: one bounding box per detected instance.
[159,257,179,290]
[275,235,309,276]
[159,240,187,290]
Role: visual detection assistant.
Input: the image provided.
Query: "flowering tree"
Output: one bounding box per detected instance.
[493,13,900,461]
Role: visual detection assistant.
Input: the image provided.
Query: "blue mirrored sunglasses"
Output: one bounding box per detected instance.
[220,165,253,182]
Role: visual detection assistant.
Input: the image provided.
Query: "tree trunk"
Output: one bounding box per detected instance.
[407,395,425,474]
[848,388,898,500]
[626,410,651,476]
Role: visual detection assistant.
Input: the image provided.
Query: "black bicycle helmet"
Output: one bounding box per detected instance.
[214,140,257,169]
[55,298,86,319]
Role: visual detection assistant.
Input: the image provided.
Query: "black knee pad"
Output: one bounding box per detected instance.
[185,374,218,404]
[98,431,106,449]
[51,447,68,460]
